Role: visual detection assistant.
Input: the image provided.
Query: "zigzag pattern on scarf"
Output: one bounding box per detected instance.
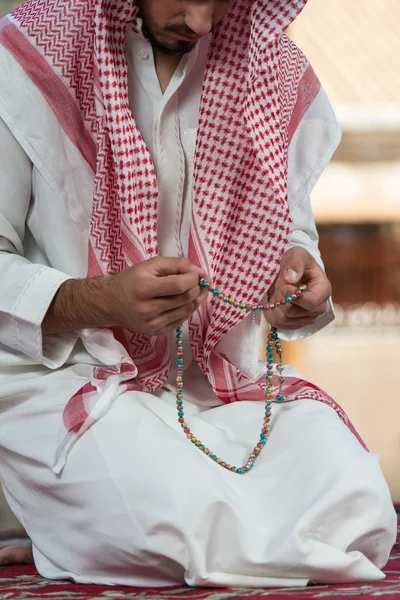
[12,0,97,134]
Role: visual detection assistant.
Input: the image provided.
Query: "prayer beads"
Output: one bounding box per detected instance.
[176,279,306,474]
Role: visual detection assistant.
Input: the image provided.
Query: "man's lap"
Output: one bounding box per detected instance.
[0,384,396,586]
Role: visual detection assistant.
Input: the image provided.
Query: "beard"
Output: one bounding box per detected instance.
[136,3,203,55]
[141,23,198,55]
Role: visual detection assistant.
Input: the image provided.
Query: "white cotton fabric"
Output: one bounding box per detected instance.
[0,19,396,590]
[0,385,396,587]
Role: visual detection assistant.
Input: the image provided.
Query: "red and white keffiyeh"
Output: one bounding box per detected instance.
[0,0,366,470]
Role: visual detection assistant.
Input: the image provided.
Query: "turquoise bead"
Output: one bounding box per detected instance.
[237,468,244,474]
[285,296,292,302]
[212,289,220,295]
[178,411,184,417]
[277,395,285,403]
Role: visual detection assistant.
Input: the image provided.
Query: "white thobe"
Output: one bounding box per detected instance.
[0,22,396,589]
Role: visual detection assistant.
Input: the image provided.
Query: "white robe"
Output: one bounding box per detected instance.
[0,22,397,588]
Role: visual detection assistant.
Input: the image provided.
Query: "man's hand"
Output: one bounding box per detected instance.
[43,257,209,337]
[112,257,209,336]
[265,247,332,331]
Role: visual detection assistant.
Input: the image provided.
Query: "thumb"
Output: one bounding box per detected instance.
[280,252,306,285]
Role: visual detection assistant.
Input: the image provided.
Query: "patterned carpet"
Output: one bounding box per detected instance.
[0,517,399,599]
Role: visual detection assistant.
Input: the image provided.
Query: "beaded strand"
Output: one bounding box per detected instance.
[175,280,306,475]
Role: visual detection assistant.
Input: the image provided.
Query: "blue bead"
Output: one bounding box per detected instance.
[176,357,183,363]
[285,296,292,303]
[199,445,205,450]
[277,395,285,403]
[177,411,184,417]
[203,281,210,288]
[212,289,220,295]
[211,454,218,460]
[237,468,244,474]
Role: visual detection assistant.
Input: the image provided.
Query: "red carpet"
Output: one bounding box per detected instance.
[0,517,399,599]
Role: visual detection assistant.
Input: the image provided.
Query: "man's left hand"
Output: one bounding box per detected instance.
[265,247,332,331]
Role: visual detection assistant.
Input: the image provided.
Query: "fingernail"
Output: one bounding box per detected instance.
[284,268,298,283]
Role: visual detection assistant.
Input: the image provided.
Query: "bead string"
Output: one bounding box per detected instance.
[175,280,307,475]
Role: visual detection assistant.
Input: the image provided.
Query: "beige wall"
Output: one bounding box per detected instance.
[0,1,19,17]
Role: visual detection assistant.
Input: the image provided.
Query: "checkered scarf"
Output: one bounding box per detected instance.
[1,0,364,470]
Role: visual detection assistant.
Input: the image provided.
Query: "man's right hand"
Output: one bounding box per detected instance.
[111,257,208,335]
[42,257,209,336]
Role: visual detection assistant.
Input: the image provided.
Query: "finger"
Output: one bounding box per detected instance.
[283,301,328,319]
[292,277,331,311]
[267,314,322,330]
[149,256,207,279]
[271,276,330,312]
[151,299,202,333]
[268,283,301,305]
[153,285,208,312]
[151,271,204,298]
[273,319,318,331]
[158,317,190,336]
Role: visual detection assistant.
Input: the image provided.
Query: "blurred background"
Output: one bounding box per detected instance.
[0,0,399,531]
[288,0,400,504]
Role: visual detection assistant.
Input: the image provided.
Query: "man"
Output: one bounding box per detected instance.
[0,0,396,589]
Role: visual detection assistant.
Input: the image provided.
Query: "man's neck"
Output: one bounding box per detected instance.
[153,50,183,94]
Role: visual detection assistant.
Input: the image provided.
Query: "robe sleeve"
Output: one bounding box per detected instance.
[277,85,340,342]
[0,117,78,368]
[278,194,335,342]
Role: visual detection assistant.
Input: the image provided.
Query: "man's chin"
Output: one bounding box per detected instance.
[152,38,197,55]
[143,28,197,55]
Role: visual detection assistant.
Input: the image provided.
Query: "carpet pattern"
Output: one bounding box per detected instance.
[0,518,399,599]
